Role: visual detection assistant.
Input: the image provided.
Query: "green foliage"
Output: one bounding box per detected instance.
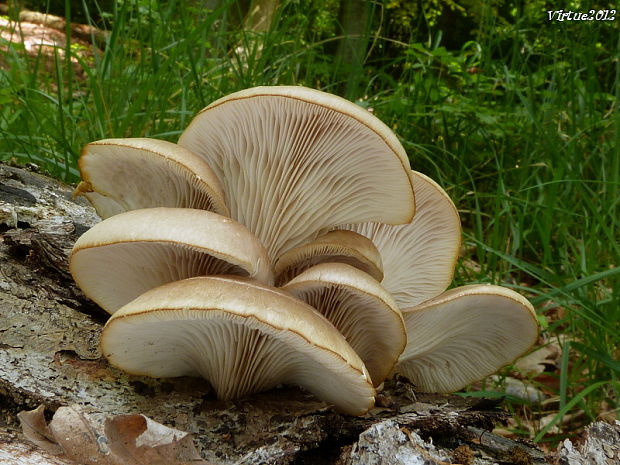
[364,2,618,441]
[1,0,618,443]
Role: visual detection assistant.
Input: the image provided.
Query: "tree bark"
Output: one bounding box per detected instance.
[244,0,280,32]
[334,0,372,99]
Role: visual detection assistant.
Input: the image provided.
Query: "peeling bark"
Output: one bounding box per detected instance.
[0,163,612,464]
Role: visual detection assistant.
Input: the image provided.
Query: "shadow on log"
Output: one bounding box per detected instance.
[1,163,617,464]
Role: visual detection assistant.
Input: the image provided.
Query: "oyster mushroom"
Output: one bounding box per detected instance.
[342,170,461,308]
[101,276,376,415]
[69,86,540,407]
[283,263,405,386]
[70,208,273,313]
[397,285,539,393]
[75,138,229,219]
[274,230,383,286]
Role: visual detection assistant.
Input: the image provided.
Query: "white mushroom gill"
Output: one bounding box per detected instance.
[106,314,373,403]
[283,263,405,386]
[178,88,415,261]
[291,284,398,383]
[101,276,376,415]
[277,253,375,287]
[274,230,384,286]
[397,285,538,393]
[341,171,461,309]
[80,160,222,218]
[70,208,274,313]
[73,241,250,312]
[77,138,229,218]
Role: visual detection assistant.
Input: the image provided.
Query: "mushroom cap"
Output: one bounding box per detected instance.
[70,208,273,314]
[396,284,539,393]
[283,263,405,386]
[274,230,384,286]
[178,86,415,261]
[101,276,375,416]
[75,138,229,219]
[342,170,461,308]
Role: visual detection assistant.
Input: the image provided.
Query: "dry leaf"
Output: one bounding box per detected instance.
[105,414,208,464]
[17,405,64,456]
[515,342,560,375]
[49,406,119,465]
[18,405,210,465]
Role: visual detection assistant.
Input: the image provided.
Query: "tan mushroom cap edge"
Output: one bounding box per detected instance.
[274,230,384,286]
[396,284,539,393]
[178,86,416,261]
[283,262,406,387]
[101,276,376,416]
[70,208,273,314]
[200,86,411,175]
[75,138,229,219]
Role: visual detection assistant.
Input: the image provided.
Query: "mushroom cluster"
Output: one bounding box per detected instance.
[70,86,539,416]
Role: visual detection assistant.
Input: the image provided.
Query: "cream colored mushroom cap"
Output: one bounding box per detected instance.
[101,276,375,416]
[397,284,539,393]
[274,230,384,286]
[342,170,461,308]
[70,208,273,314]
[76,138,229,218]
[283,263,405,387]
[178,86,415,261]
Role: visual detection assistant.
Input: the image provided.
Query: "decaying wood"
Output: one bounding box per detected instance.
[0,163,613,464]
[557,421,620,465]
[0,3,109,47]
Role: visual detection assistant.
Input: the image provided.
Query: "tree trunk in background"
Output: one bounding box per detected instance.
[334,0,372,99]
[244,0,280,32]
[201,0,279,33]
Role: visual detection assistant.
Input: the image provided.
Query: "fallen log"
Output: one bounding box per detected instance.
[0,163,614,464]
[0,3,109,47]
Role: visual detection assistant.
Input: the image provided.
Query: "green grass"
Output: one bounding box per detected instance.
[1,0,618,445]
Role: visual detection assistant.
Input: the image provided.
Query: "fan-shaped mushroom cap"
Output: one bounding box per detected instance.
[75,138,229,219]
[274,230,383,286]
[396,285,539,393]
[283,263,405,386]
[101,276,375,416]
[178,86,415,261]
[342,170,461,308]
[70,208,273,314]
